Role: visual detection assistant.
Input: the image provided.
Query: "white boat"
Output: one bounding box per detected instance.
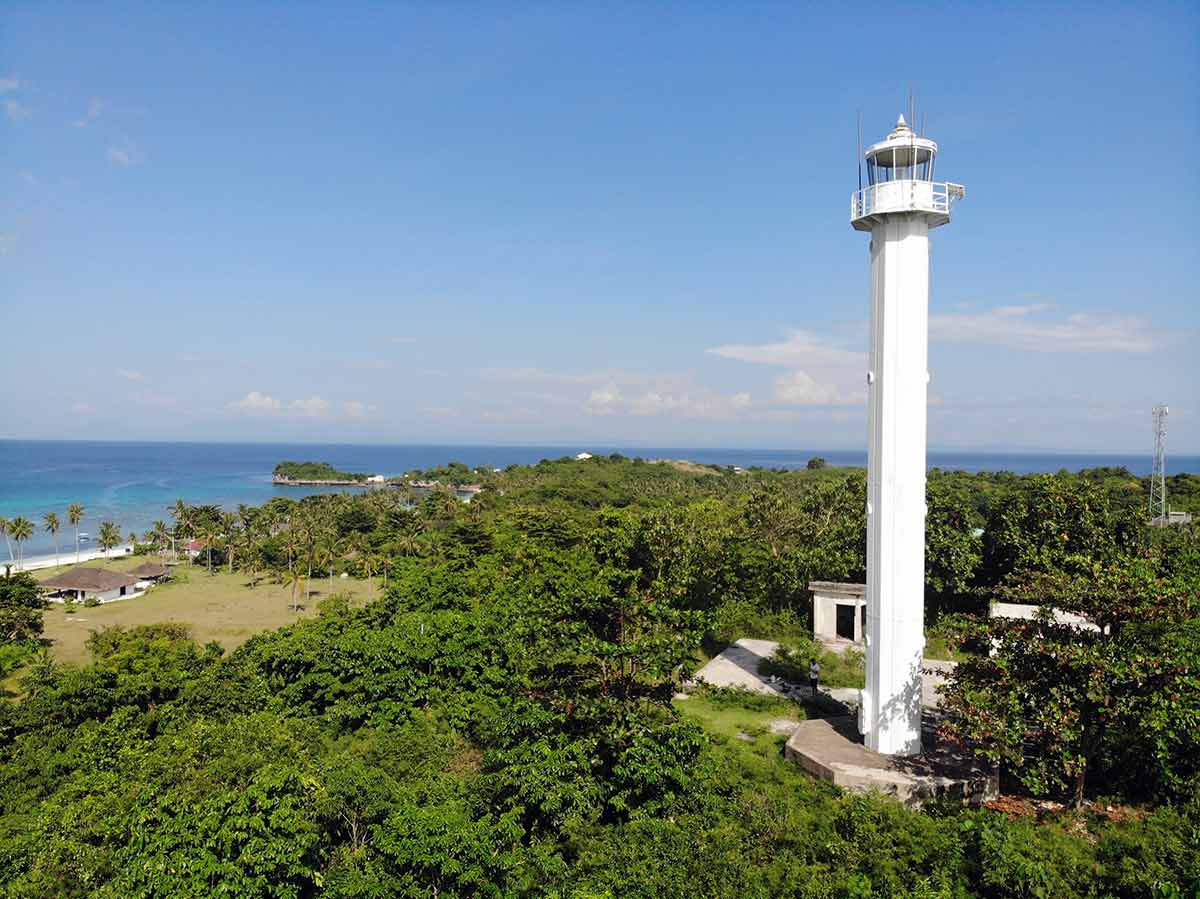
[79,532,90,542]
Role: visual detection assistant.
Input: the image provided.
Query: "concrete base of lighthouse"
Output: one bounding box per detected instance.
[784,712,997,808]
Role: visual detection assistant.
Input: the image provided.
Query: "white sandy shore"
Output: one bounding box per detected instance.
[3,544,134,573]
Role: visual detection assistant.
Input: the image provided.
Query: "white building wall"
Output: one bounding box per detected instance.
[861,212,930,756]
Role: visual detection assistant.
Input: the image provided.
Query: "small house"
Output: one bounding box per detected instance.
[183,539,206,559]
[40,568,141,603]
[129,562,171,587]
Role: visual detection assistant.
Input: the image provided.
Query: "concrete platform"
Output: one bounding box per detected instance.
[693,638,783,695]
[785,714,996,807]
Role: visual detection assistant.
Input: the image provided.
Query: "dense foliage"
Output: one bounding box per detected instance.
[1,457,1196,897]
[275,461,370,482]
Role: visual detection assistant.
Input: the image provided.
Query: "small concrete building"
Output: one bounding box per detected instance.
[810,581,867,648]
[40,568,140,603]
[990,602,1100,632]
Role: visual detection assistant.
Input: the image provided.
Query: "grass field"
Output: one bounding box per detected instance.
[675,688,806,764]
[36,555,381,666]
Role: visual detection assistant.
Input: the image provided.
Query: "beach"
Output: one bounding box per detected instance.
[3,544,135,573]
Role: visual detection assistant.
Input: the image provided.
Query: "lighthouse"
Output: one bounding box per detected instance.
[852,115,964,755]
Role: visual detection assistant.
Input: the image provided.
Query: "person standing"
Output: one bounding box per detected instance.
[809,659,821,700]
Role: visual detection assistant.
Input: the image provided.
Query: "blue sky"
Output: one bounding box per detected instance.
[2,3,1197,451]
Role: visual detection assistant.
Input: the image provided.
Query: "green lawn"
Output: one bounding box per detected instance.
[675,688,806,764]
[37,558,381,666]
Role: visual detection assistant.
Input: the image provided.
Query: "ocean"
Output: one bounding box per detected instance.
[1,440,1195,561]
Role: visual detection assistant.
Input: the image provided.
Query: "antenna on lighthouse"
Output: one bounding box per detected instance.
[857,111,863,191]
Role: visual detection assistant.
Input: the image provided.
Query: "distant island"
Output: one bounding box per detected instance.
[272,460,373,486]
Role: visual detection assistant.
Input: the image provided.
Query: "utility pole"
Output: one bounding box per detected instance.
[1150,405,1168,523]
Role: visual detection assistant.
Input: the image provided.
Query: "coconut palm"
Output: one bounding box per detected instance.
[283,566,306,612]
[43,512,61,567]
[150,520,171,562]
[8,517,33,569]
[67,504,85,563]
[170,499,191,550]
[0,518,13,565]
[98,521,121,558]
[196,523,217,575]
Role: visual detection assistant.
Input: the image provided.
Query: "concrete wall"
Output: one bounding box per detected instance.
[811,583,867,646]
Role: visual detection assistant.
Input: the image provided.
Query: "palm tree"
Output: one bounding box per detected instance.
[67,504,85,563]
[283,566,306,612]
[221,512,238,573]
[0,518,13,566]
[8,517,33,569]
[98,521,121,558]
[197,523,217,575]
[43,512,61,567]
[359,552,379,584]
[170,499,191,553]
[150,520,171,562]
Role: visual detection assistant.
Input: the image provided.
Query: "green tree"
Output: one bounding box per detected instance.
[980,475,1135,586]
[0,517,13,566]
[925,483,983,617]
[940,556,1197,806]
[67,503,85,563]
[8,517,33,570]
[42,512,61,568]
[0,571,44,643]
[98,520,121,558]
[150,519,172,561]
[283,567,306,612]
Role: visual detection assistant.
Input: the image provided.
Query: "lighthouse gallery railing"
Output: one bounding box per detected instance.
[851,181,953,222]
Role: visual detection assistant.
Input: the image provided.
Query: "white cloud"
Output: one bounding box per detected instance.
[3,99,31,121]
[708,330,867,408]
[0,78,19,94]
[290,396,330,417]
[228,391,376,420]
[482,366,610,386]
[72,97,104,128]
[773,370,864,406]
[342,400,376,419]
[584,383,752,420]
[116,368,145,381]
[928,304,1154,353]
[71,402,92,413]
[228,391,281,413]
[107,139,142,167]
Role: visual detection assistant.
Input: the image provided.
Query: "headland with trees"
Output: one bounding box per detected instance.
[0,455,1196,896]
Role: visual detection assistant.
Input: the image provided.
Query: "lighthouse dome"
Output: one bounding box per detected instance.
[865,114,938,174]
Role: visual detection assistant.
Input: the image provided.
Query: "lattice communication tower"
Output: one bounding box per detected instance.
[1150,404,1168,521]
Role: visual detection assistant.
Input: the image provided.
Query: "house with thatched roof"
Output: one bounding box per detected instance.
[40,567,141,603]
[129,562,170,582]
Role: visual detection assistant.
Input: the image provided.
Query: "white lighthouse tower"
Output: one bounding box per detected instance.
[851,115,964,755]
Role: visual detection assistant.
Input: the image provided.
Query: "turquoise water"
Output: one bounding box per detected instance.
[1,440,1193,561]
